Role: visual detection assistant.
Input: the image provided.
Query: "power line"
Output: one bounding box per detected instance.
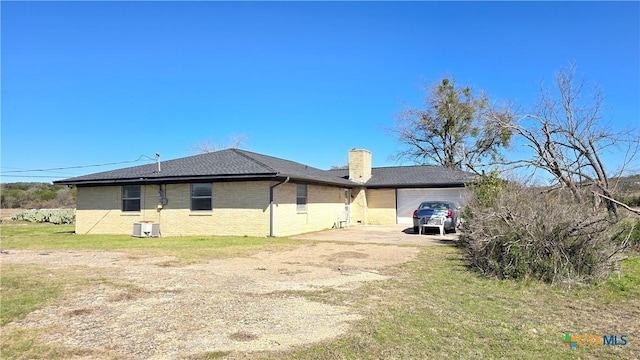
[1,175,68,179]
[0,155,156,174]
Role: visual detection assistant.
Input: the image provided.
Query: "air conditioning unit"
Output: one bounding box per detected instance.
[132,222,160,237]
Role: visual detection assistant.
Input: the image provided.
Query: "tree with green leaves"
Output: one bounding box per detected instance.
[391,77,514,174]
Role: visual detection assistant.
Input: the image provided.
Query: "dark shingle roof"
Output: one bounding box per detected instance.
[330,165,476,188]
[54,149,355,187]
[55,149,476,188]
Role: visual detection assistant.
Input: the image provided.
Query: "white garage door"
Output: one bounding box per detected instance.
[396,188,467,224]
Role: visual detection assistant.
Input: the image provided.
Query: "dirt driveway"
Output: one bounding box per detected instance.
[1,228,436,359]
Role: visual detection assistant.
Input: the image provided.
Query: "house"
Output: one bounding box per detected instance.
[54,149,475,237]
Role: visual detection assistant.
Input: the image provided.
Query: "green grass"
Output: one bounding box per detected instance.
[0,223,298,262]
[0,327,89,360]
[0,264,65,326]
[251,248,640,360]
[0,263,104,359]
[1,223,639,359]
[599,257,640,296]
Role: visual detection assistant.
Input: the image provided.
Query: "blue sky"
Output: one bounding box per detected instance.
[2,1,639,183]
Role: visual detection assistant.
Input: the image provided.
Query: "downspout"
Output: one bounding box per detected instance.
[269,177,290,237]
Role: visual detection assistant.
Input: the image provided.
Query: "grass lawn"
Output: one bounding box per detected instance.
[1,223,639,359]
[0,223,297,262]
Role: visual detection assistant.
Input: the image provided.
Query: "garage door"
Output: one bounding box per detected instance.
[396,188,467,224]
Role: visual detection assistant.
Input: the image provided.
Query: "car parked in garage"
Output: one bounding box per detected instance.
[412,201,460,234]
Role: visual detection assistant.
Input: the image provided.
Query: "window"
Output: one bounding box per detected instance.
[122,185,141,212]
[191,183,212,211]
[296,184,307,212]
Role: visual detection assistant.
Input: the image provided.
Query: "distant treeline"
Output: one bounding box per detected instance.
[1,182,76,209]
[614,174,640,207]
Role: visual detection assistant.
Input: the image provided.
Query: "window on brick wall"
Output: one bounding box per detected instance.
[191,183,213,211]
[122,185,141,212]
[296,184,307,212]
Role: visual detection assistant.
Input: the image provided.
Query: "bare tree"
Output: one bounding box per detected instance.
[498,63,639,215]
[190,134,249,154]
[390,77,514,174]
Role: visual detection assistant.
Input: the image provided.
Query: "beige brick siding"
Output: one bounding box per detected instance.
[158,182,271,237]
[349,187,367,224]
[272,183,347,237]
[75,181,347,237]
[365,189,397,224]
[76,185,134,234]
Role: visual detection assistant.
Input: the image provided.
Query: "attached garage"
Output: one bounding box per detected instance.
[396,188,468,225]
[342,161,476,227]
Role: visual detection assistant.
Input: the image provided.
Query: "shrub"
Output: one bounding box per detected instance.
[464,169,506,209]
[621,195,640,207]
[459,183,629,285]
[617,217,640,252]
[11,209,75,225]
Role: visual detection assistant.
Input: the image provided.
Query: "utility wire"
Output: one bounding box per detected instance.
[0,155,156,174]
[0,175,70,179]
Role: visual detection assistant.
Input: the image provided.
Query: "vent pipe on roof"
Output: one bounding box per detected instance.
[155,153,161,173]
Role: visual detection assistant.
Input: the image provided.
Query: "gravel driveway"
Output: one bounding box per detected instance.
[292,224,460,245]
[2,239,422,359]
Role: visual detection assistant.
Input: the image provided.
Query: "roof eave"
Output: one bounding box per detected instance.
[54,173,356,187]
[54,173,281,186]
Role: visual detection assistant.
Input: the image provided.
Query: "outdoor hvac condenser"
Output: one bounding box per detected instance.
[132,222,160,237]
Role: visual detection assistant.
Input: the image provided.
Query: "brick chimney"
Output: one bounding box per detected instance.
[348,149,372,184]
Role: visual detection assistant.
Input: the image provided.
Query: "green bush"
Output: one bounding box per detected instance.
[617,218,640,252]
[11,209,75,225]
[464,169,505,209]
[622,195,640,207]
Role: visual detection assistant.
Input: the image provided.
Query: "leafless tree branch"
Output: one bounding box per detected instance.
[592,191,640,215]
[492,63,639,215]
[190,134,249,154]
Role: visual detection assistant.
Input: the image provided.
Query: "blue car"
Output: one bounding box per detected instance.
[412,201,460,234]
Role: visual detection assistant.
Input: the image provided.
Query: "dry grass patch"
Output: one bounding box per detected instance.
[65,307,96,317]
[325,251,369,260]
[107,287,152,302]
[229,331,259,342]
